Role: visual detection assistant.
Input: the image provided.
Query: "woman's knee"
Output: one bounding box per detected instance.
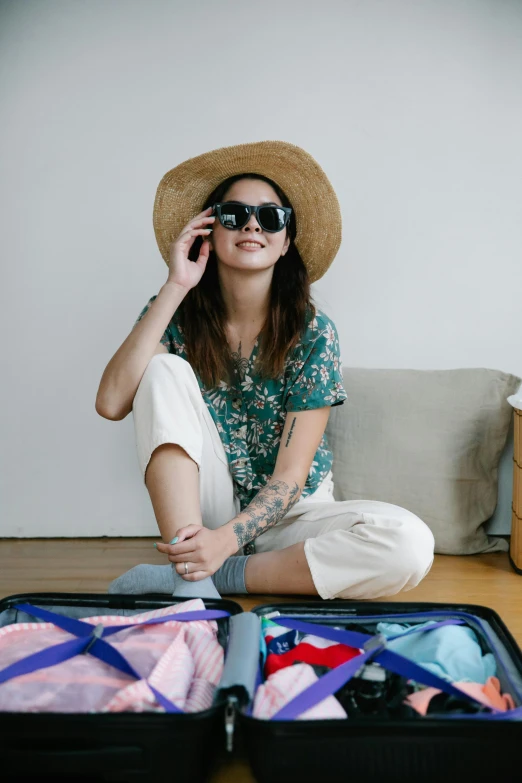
[145,353,189,374]
[134,353,197,407]
[391,515,435,590]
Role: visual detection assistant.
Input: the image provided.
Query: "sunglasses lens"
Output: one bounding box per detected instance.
[259,206,287,232]
[219,203,250,229]
[218,203,288,232]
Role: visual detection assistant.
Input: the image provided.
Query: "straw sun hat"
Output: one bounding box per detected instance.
[152,140,342,284]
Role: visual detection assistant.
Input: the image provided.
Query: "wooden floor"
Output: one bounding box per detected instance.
[1,539,521,782]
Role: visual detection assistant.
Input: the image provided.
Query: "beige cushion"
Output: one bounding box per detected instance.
[325,368,521,555]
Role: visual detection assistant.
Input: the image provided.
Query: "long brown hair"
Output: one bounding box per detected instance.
[177,173,317,390]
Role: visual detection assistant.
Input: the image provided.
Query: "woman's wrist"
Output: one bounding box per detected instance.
[219,522,243,557]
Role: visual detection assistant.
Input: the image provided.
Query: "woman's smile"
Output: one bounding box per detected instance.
[236,241,264,251]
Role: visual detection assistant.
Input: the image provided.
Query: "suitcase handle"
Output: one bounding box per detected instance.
[215,612,261,706]
[5,744,145,774]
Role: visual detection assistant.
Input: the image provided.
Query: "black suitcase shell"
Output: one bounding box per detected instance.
[0,592,243,783]
[239,600,522,783]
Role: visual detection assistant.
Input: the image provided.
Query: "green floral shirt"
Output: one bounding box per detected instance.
[135,296,348,513]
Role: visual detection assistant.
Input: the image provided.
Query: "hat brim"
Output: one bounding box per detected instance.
[153,140,342,284]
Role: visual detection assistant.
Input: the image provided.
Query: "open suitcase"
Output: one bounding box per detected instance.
[1,592,521,783]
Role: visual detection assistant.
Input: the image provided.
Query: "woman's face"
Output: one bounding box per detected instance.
[208,178,291,273]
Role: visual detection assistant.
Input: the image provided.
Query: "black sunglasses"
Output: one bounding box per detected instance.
[211,201,292,233]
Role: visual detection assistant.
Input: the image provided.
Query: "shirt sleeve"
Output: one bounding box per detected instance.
[284,316,348,412]
[134,295,173,351]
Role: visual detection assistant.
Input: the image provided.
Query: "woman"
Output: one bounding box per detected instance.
[97,140,435,600]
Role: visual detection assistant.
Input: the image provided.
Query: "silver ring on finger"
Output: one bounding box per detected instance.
[184,562,189,576]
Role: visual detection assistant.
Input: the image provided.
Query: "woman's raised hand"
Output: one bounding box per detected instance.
[166,206,215,291]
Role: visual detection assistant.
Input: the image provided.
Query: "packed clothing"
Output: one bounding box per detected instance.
[252,615,516,720]
[0,604,518,720]
[0,599,224,713]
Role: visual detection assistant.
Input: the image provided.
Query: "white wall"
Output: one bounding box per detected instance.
[1,0,521,537]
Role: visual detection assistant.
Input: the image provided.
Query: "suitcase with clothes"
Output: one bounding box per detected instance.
[236,600,522,783]
[1,593,522,783]
[0,591,247,783]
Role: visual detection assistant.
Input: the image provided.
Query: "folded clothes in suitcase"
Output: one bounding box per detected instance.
[1,595,522,783]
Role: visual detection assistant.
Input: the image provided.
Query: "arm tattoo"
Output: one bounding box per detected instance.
[232,478,302,548]
[285,416,296,447]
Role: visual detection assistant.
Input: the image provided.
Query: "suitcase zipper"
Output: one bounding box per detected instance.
[225,695,238,752]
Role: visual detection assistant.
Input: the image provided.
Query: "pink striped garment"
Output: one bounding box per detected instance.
[0,599,224,713]
[253,663,347,720]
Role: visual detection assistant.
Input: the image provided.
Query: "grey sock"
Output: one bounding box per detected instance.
[107,563,221,600]
[212,555,250,595]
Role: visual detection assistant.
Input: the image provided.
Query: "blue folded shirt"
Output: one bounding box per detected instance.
[376,621,496,684]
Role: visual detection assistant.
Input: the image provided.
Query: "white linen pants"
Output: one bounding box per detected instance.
[133,354,435,600]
